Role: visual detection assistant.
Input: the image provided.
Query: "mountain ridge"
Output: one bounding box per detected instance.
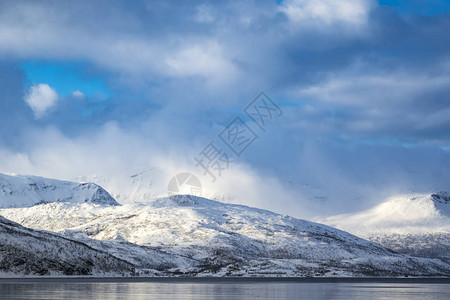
[0,173,119,208]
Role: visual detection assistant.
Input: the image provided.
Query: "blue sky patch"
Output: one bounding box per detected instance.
[379,0,450,16]
[20,61,111,99]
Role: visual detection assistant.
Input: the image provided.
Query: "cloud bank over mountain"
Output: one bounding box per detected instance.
[0,0,450,217]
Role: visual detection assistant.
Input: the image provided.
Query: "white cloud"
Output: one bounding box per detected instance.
[71,90,85,99]
[279,0,373,28]
[165,41,238,86]
[24,84,58,118]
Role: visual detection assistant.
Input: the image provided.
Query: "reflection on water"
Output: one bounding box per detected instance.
[0,280,449,300]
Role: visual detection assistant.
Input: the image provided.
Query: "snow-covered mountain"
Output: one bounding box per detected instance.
[1,173,449,277]
[0,173,119,208]
[322,193,450,263]
[1,196,448,276]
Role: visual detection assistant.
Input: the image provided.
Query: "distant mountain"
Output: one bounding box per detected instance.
[0,173,119,208]
[2,192,449,277]
[322,193,450,263]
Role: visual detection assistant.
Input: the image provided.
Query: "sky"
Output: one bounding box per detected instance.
[1,0,450,218]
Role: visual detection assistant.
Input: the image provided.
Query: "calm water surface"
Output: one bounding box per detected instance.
[0,278,449,300]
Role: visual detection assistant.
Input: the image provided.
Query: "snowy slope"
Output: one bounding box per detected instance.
[322,193,450,263]
[2,195,449,277]
[0,216,136,276]
[0,173,119,208]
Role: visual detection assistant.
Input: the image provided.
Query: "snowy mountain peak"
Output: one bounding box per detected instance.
[153,194,234,208]
[163,194,202,206]
[0,173,120,208]
[321,193,450,264]
[431,192,450,217]
[323,193,450,234]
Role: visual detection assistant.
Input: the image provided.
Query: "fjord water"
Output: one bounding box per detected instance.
[0,279,449,300]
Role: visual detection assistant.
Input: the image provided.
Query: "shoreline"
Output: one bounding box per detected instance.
[0,277,449,284]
